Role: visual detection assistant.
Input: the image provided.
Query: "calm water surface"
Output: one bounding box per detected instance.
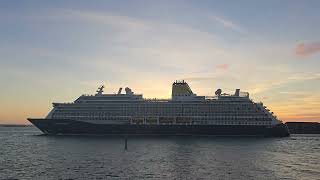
[0,126,319,180]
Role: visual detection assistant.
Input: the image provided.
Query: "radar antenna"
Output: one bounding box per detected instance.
[96,85,104,95]
[215,89,222,96]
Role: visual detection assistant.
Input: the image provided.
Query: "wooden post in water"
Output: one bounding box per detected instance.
[124,134,128,150]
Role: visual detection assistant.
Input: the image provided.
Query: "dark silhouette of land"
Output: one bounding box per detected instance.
[285,122,320,134]
[0,124,32,127]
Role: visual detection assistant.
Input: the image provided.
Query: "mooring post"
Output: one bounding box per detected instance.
[124,134,128,150]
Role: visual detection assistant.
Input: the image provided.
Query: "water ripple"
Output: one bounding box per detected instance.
[0,127,319,180]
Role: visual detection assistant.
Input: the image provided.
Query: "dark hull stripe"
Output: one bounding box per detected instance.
[28,119,290,137]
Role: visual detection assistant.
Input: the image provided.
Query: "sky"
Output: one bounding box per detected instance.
[0,0,320,124]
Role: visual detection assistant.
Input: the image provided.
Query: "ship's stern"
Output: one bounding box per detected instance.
[269,123,290,137]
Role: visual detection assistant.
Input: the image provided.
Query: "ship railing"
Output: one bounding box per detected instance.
[53,102,75,106]
[239,92,249,97]
[82,94,94,96]
[143,98,170,102]
[205,96,218,100]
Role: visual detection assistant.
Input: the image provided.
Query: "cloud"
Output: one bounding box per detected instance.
[295,42,320,57]
[57,9,149,31]
[266,94,320,122]
[279,91,305,95]
[248,72,320,94]
[282,114,320,122]
[216,63,229,70]
[182,63,233,79]
[287,73,320,81]
[210,15,245,33]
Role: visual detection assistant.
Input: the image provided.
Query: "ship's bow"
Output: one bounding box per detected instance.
[28,118,52,134]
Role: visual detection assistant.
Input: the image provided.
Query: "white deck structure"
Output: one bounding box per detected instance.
[46,80,282,126]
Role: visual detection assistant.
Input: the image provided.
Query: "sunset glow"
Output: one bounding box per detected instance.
[0,1,320,124]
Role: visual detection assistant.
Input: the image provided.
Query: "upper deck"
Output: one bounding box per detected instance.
[53,80,250,106]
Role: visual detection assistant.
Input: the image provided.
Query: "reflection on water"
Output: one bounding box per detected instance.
[0,126,319,180]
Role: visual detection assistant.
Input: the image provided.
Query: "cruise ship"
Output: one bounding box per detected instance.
[28,80,290,137]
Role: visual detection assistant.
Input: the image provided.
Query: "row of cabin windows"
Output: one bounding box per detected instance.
[53,114,271,121]
[52,115,272,125]
[55,110,265,116]
[131,121,271,125]
[56,108,263,114]
[59,106,257,110]
[53,112,268,118]
[57,103,258,110]
[53,112,268,117]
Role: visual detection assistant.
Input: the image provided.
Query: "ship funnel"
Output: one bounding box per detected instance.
[235,89,240,96]
[172,80,194,97]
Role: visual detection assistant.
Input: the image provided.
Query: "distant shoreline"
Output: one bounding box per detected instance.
[285,122,320,134]
[0,124,33,127]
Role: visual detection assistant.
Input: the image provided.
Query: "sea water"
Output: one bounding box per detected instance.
[0,126,319,180]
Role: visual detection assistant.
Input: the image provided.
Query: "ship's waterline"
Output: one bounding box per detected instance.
[28,80,290,137]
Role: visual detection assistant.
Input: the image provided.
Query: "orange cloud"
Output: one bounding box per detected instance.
[216,64,229,70]
[295,42,320,57]
[281,114,320,123]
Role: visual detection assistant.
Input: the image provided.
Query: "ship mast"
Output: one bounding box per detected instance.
[96,85,104,95]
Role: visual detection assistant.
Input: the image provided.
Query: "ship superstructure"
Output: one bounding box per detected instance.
[28,80,289,137]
